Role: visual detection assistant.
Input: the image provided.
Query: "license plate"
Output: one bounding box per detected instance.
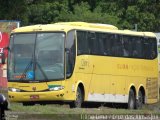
[30,95,39,100]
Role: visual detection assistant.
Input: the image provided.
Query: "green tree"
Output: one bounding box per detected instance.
[0,0,28,25]
[0,0,159,31]
[28,1,68,24]
[58,2,119,26]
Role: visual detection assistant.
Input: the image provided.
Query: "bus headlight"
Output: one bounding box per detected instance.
[49,86,64,91]
[8,87,21,92]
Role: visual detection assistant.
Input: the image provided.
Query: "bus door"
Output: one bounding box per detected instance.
[65,30,77,100]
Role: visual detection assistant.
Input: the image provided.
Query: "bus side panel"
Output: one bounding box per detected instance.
[80,55,158,104]
[74,55,93,101]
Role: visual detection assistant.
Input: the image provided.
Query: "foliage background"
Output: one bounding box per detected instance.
[0,0,160,31]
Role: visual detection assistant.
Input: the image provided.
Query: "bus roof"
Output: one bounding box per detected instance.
[12,22,156,38]
[55,22,118,30]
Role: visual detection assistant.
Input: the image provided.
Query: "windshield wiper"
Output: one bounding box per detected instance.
[19,59,49,81]
[19,57,49,81]
[19,55,34,81]
[35,61,48,81]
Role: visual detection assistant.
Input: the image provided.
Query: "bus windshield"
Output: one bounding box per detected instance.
[8,32,65,81]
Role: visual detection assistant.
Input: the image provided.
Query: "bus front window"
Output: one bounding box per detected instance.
[8,32,65,81]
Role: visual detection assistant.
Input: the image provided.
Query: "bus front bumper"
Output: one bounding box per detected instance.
[8,90,66,102]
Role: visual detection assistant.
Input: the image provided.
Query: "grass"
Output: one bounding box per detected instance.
[5,101,160,120]
[8,103,160,114]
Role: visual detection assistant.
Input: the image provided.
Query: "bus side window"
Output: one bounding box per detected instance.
[98,33,105,55]
[102,33,112,56]
[111,34,123,57]
[122,36,132,57]
[132,37,143,58]
[89,32,107,56]
[88,32,98,55]
[143,38,151,59]
[77,31,89,55]
[150,38,157,59]
[143,38,157,59]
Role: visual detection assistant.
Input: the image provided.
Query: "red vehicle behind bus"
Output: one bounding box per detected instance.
[0,20,20,118]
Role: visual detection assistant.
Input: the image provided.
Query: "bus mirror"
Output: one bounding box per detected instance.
[65,48,70,54]
[0,53,5,64]
[0,47,9,64]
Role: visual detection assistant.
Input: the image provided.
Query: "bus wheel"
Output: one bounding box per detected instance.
[136,90,143,109]
[128,89,136,109]
[70,87,83,108]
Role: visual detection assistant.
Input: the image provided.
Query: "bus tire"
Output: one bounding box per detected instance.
[128,89,136,109]
[69,87,83,108]
[136,90,143,109]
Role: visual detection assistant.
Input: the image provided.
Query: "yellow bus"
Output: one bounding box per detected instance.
[6,22,159,109]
